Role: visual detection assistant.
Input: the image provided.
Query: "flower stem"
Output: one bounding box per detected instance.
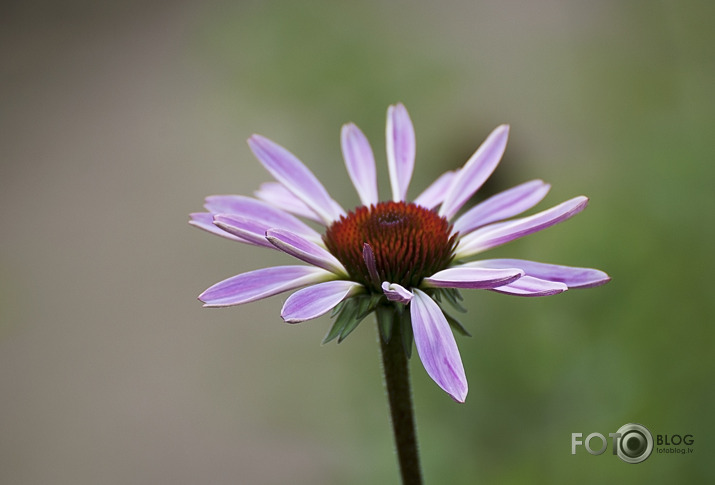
[378,309,423,485]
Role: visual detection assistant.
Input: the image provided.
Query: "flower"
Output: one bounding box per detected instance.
[190,103,610,402]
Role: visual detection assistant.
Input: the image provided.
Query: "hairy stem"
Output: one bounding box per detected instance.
[378,309,423,485]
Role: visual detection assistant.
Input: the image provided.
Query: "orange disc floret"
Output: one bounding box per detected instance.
[324,201,458,292]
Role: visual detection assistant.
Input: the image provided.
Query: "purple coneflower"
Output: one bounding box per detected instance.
[190,104,609,403]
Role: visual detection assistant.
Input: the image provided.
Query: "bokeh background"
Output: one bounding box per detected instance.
[1,0,713,483]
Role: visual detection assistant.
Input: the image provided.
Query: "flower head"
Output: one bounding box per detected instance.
[191,104,610,402]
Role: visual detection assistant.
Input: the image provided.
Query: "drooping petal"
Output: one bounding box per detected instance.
[199,266,336,307]
[413,170,458,210]
[212,214,277,249]
[386,103,416,202]
[490,276,568,296]
[282,280,363,323]
[189,212,245,242]
[205,195,323,243]
[254,182,323,224]
[362,243,381,286]
[439,125,510,220]
[422,266,524,289]
[452,179,551,235]
[266,229,347,276]
[342,123,378,206]
[248,135,344,224]
[455,196,588,258]
[410,289,468,402]
[381,282,413,304]
[474,258,611,288]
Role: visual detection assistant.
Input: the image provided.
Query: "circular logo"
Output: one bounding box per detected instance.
[615,423,653,464]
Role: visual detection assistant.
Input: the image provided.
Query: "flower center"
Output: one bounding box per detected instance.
[324,201,458,292]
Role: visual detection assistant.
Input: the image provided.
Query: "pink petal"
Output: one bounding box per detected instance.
[199,265,335,307]
[381,282,413,304]
[439,125,510,220]
[342,123,378,206]
[475,258,611,288]
[248,135,344,224]
[422,266,524,289]
[266,229,347,276]
[212,214,277,249]
[189,212,245,242]
[456,196,589,258]
[490,276,568,296]
[386,103,416,202]
[254,182,323,224]
[205,195,323,242]
[452,179,551,235]
[413,170,458,210]
[281,280,363,323]
[410,289,468,402]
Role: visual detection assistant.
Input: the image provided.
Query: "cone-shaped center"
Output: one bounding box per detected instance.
[324,201,458,292]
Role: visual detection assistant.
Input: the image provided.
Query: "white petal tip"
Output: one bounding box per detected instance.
[246,134,261,148]
[451,389,468,403]
[573,196,590,211]
[281,316,302,324]
[573,274,611,289]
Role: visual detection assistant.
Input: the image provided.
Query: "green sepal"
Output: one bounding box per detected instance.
[330,300,346,318]
[442,309,472,337]
[340,294,386,343]
[376,304,394,343]
[338,297,369,343]
[337,313,364,342]
[323,298,358,344]
[357,293,384,321]
[323,294,385,344]
[439,287,467,313]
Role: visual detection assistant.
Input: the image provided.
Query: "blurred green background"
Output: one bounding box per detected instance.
[1,0,713,483]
